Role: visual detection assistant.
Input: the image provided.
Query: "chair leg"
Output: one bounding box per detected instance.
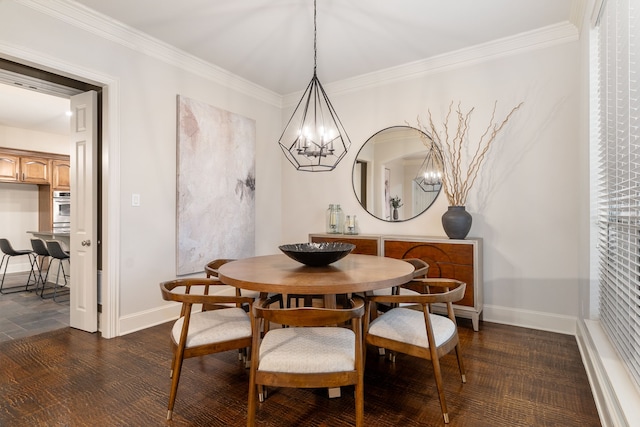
[430,355,450,424]
[40,262,55,299]
[0,254,34,294]
[33,255,48,295]
[455,344,467,383]
[167,349,186,421]
[248,357,258,426]
[355,378,364,427]
[52,260,70,302]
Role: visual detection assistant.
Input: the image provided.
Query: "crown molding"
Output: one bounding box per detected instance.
[15,0,283,107]
[569,0,587,33]
[16,0,579,111]
[297,21,580,104]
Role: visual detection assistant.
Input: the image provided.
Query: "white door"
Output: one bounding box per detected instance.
[69,91,98,332]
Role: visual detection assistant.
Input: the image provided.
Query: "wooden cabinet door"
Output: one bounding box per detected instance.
[20,156,50,184]
[0,154,19,182]
[384,239,476,308]
[52,160,70,190]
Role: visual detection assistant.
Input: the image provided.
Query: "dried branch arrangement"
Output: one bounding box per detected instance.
[418,101,523,206]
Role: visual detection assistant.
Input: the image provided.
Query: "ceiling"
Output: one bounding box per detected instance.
[0,0,577,135]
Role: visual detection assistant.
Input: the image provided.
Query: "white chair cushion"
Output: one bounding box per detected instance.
[258,327,355,373]
[368,307,455,348]
[172,307,251,348]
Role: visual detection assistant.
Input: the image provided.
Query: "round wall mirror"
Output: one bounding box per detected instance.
[352,126,442,222]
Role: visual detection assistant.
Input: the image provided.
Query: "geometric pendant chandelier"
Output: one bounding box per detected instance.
[278,0,351,172]
[414,138,443,191]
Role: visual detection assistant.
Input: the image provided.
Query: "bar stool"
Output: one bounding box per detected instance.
[0,238,36,294]
[30,238,51,296]
[45,240,70,302]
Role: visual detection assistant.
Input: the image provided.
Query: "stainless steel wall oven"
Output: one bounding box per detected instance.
[52,190,70,233]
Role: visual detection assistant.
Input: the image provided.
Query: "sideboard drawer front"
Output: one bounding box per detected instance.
[384,240,475,307]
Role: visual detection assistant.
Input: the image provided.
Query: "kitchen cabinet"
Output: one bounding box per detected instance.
[310,233,483,331]
[0,147,70,231]
[20,156,50,184]
[52,160,70,190]
[0,153,19,182]
[0,149,53,184]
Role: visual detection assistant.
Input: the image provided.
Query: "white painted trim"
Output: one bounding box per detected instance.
[15,0,282,108]
[577,319,640,427]
[569,0,587,33]
[18,0,579,111]
[286,22,580,105]
[100,81,121,339]
[483,304,576,335]
[118,303,182,336]
[0,40,121,339]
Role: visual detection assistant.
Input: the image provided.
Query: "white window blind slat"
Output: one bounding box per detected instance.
[597,0,640,388]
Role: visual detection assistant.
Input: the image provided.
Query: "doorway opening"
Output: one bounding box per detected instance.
[0,58,104,338]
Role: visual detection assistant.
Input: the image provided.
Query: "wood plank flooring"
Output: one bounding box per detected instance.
[0,317,601,426]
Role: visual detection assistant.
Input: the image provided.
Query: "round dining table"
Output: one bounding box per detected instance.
[219,253,415,398]
[218,253,415,308]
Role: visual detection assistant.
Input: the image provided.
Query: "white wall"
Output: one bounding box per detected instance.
[281,41,583,333]
[0,1,283,332]
[0,125,69,154]
[0,182,38,272]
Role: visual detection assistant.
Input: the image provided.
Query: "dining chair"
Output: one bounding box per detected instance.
[204,258,247,310]
[0,238,37,294]
[45,240,70,302]
[364,278,467,424]
[159,278,255,421]
[369,258,429,317]
[205,258,284,311]
[247,294,365,427]
[30,238,51,295]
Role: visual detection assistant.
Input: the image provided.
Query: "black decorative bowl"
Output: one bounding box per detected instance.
[278,242,356,267]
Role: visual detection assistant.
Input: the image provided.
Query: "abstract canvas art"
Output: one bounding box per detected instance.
[176,95,256,275]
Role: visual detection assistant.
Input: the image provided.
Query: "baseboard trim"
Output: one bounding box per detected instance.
[482,304,576,335]
[118,303,180,336]
[576,319,640,427]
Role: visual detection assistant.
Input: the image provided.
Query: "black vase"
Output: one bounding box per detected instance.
[442,206,472,239]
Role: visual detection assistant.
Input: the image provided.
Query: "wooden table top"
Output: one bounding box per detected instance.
[218,254,415,295]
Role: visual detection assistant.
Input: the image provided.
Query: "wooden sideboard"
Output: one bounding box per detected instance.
[309,233,483,331]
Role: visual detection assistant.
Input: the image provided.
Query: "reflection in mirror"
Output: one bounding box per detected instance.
[352,126,442,222]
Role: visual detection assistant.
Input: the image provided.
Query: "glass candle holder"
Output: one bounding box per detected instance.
[344,215,358,235]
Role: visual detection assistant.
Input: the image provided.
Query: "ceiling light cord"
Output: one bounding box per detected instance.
[313,0,317,76]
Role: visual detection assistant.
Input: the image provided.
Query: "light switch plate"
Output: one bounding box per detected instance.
[132,193,140,207]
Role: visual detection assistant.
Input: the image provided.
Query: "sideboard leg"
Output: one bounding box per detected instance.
[472,313,479,331]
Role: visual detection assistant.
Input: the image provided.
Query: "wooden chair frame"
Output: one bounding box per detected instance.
[160,278,255,421]
[364,279,466,424]
[248,294,365,427]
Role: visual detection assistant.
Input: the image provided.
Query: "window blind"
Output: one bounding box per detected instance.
[597,0,640,387]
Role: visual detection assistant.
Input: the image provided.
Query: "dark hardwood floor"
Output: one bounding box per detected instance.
[0,315,601,426]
